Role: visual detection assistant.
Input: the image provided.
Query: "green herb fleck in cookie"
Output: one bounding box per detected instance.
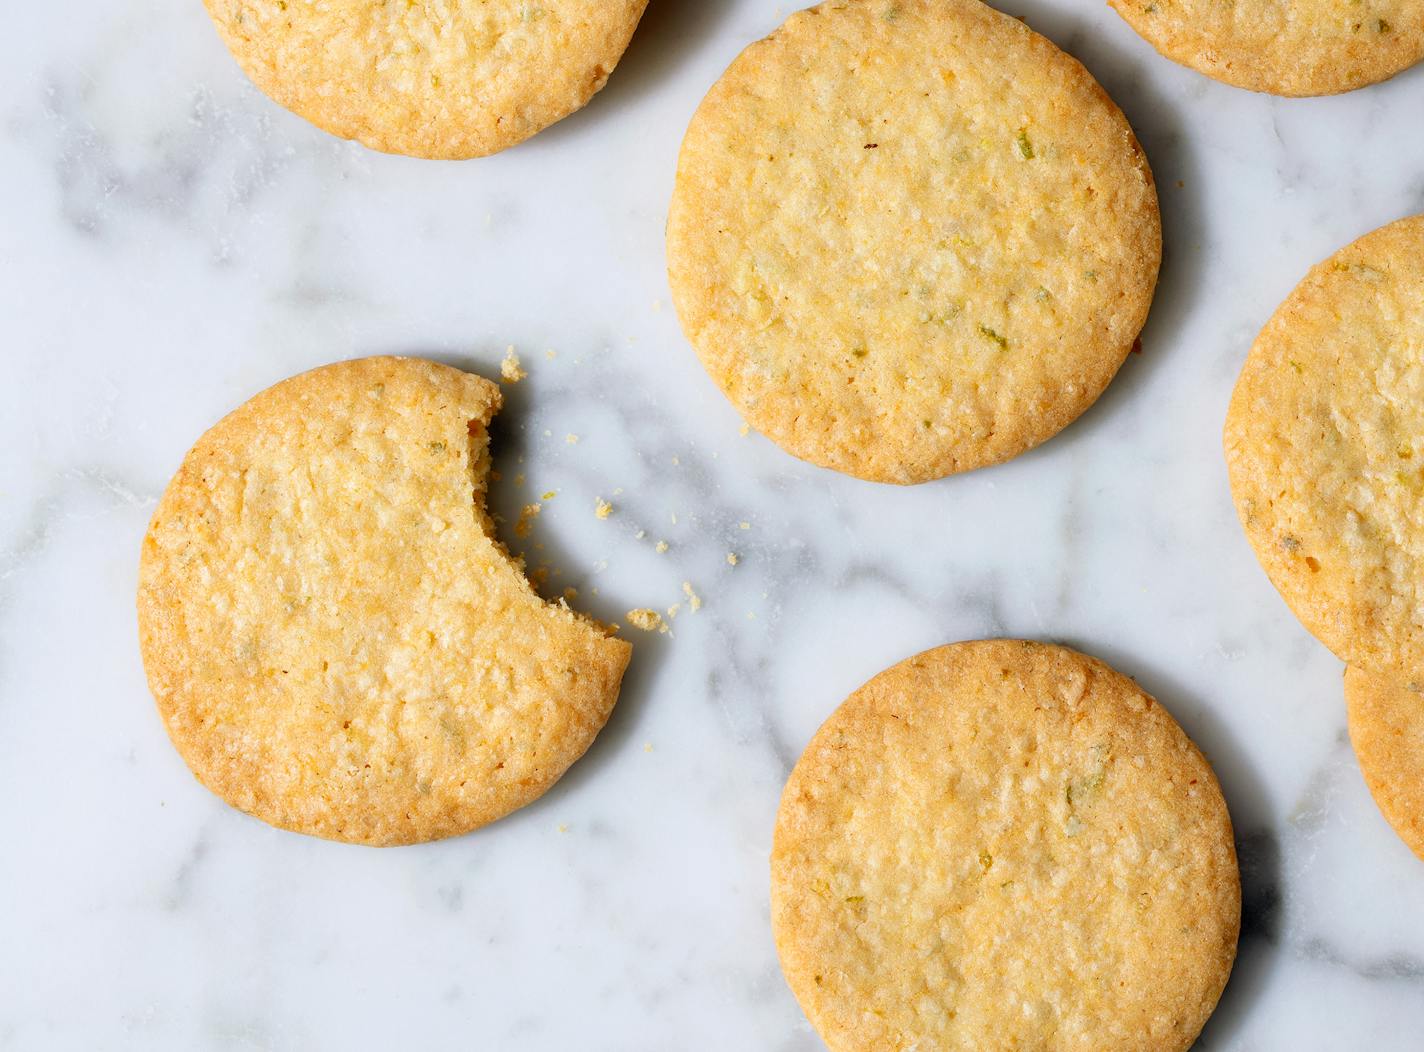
[978,324,1008,349]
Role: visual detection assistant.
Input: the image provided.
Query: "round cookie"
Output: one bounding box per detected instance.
[138,357,631,845]
[1345,666,1424,861]
[771,640,1239,1051]
[1225,216,1424,679]
[667,0,1160,484]
[203,0,649,159]
[1111,0,1424,97]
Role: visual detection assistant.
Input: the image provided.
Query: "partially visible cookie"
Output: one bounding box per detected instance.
[1225,216,1424,679]
[1345,666,1424,861]
[771,640,1240,1051]
[667,0,1160,484]
[138,357,631,845]
[204,0,649,158]
[1111,0,1424,96]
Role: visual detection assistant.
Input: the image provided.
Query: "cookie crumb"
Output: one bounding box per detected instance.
[739,422,750,437]
[500,346,527,383]
[595,497,613,520]
[635,529,647,540]
[727,552,739,566]
[515,503,541,537]
[557,823,568,833]
[542,490,557,501]
[566,434,579,445]
[655,540,669,553]
[667,603,682,619]
[738,521,751,530]
[626,608,667,633]
[563,587,578,601]
[643,742,654,753]
[682,582,702,612]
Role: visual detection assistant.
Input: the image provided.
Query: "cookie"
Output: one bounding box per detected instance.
[138,357,631,845]
[1111,0,1424,96]
[204,0,649,159]
[1225,216,1424,679]
[771,640,1239,1051]
[666,0,1160,484]
[1345,666,1424,861]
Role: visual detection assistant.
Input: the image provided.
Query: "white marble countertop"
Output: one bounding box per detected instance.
[4,0,1424,1048]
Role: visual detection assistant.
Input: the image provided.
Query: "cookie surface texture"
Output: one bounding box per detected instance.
[1225,216,1424,678]
[667,0,1161,484]
[1345,666,1424,861]
[771,640,1240,1051]
[138,357,631,845]
[1110,0,1424,96]
[204,0,649,158]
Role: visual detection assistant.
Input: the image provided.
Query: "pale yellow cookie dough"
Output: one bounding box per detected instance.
[667,0,1160,483]
[204,0,649,158]
[1111,0,1424,96]
[772,640,1240,1051]
[138,357,630,845]
[1345,666,1424,861]
[1225,216,1424,679]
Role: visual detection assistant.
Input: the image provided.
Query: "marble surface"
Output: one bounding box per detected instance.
[4,0,1424,1047]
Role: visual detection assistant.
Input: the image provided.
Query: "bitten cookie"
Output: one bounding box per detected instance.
[203,0,649,158]
[1225,216,1424,679]
[1111,0,1424,97]
[772,640,1239,1051]
[667,0,1160,484]
[1345,666,1424,861]
[138,357,631,845]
